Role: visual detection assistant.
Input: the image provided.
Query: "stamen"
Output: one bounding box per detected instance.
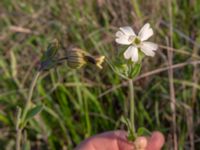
[134,37,141,45]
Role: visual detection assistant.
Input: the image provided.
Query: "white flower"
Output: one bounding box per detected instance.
[115,23,158,62]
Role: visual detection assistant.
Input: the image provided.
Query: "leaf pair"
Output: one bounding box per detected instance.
[128,63,141,78]
[25,104,43,122]
[112,63,141,79]
[120,116,151,141]
[19,104,43,129]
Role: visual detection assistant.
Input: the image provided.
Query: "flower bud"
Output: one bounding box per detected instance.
[66,48,105,69]
[66,48,87,69]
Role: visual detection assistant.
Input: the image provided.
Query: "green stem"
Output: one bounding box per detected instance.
[16,107,22,150]
[16,72,41,150]
[21,72,41,122]
[16,129,22,150]
[84,95,91,137]
[128,79,136,134]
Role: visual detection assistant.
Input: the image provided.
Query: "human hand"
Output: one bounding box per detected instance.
[75,130,164,150]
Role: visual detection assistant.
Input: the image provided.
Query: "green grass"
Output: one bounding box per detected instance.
[0,0,200,149]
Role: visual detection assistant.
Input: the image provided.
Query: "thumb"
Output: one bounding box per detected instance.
[146,131,165,150]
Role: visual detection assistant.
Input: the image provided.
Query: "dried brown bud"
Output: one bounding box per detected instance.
[66,48,87,69]
[66,48,105,69]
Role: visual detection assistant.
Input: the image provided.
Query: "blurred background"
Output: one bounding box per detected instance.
[0,0,200,149]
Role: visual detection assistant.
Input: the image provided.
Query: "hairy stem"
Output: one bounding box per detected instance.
[16,128,22,150]
[128,79,136,134]
[16,107,22,150]
[21,72,41,122]
[16,72,41,150]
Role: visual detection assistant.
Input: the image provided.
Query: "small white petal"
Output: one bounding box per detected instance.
[142,42,158,51]
[115,31,124,38]
[124,46,138,62]
[124,46,134,59]
[120,26,136,36]
[115,37,132,45]
[140,43,156,57]
[139,23,150,33]
[131,47,139,62]
[138,23,153,41]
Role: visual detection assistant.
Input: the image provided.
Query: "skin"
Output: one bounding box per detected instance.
[75,130,164,150]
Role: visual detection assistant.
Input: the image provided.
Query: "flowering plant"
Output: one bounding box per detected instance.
[115,23,158,142]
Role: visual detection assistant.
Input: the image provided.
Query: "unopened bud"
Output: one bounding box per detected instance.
[66,48,87,69]
[66,48,105,69]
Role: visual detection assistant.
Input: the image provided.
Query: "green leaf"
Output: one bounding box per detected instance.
[137,127,151,136]
[120,116,136,141]
[41,39,60,61]
[39,59,58,71]
[25,104,43,122]
[0,112,10,125]
[129,63,141,78]
[39,39,60,71]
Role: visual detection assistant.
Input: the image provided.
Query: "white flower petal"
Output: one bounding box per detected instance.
[124,46,134,59]
[140,43,156,57]
[115,31,124,38]
[115,37,132,45]
[131,47,139,62]
[138,23,153,41]
[120,26,136,36]
[124,46,138,62]
[142,42,158,51]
